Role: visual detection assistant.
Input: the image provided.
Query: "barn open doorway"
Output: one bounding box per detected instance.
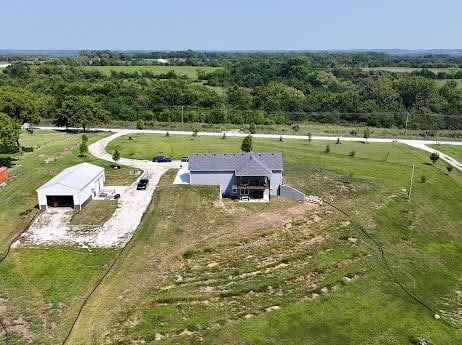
[46,195,74,208]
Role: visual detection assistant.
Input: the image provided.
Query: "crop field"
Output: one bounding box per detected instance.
[82,65,219,79]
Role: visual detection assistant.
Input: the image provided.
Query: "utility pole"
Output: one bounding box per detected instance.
[181,105,184,124]
[408,164,415,200]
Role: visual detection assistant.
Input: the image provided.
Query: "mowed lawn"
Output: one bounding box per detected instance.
[0,130,138,344]
[429,144,462,162]
[69,134,462,344]
[82,65,219,79]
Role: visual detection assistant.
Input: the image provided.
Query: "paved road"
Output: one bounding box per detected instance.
[38,126,462,171]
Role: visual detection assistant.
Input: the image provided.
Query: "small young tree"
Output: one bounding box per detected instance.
[112,149,121,167]
[82,134,88,143]
[363,127,370,143]
[192,125,199,138]
[241,135,253,152]
[447,165,453,174]
[279,135,283,142]
[430,152,440,165]
[222,133,226,140]
[249,122,257,134]
[420,175,427,183]
[336,137,340,144]
[136,119,145,130]
[349,150,355,157]
[324,144,330,153]
[307,132,312,142]
[79,141,89,158]
[165,131,170,137]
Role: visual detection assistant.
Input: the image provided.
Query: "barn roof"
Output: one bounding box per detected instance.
[37,162,104,191]
[188,152,283,176]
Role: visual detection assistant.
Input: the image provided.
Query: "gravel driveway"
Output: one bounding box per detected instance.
[16,132,181,248]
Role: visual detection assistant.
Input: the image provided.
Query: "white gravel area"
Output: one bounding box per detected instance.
[15,132,181,248]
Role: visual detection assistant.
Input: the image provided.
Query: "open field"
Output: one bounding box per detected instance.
[362,66,462,73]
[429,144,462,162]
[65,133,462,344]
[0,130,139,343]
[435,79,462,88]
[82,65,219,79]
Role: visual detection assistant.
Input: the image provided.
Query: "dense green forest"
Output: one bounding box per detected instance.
[0,51,462,137]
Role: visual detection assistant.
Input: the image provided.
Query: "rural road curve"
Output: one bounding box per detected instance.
[38,126,462,171]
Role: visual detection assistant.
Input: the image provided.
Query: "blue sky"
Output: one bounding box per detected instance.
[1,0,460,50]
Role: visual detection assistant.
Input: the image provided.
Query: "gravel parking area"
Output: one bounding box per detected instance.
[15,132,181,248]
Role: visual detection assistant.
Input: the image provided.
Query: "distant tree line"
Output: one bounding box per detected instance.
[0,53,461,133]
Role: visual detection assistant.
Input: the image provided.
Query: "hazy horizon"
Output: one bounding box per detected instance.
[1,0,461,51]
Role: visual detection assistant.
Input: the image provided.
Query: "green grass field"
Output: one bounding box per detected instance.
[429,144,462,162]
[82,65,219,79]
[362,67,462,73]
[0,130,138,344]
[64,133,462,344]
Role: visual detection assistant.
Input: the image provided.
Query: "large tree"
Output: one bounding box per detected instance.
[0,113,21,153]
[0,88,42,124]
[58,96,109,132]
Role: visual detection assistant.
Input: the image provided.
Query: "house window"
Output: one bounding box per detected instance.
[241,188,249,195]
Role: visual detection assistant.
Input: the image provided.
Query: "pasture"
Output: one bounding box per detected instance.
[82,65,219,79]
[1,131,461,344]
[0,130,137,343]
[67,133,462,344]
[362,66,462,73]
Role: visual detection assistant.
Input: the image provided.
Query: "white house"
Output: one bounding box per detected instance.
[0,61,11,68]
[37,162,105,210]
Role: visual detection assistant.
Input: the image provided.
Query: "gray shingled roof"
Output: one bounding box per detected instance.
[189,152,282,176]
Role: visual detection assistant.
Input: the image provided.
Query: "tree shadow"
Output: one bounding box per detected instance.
[0,157,17,168]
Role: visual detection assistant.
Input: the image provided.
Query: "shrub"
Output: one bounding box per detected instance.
[324,144,330,153]
[430,152,440,165]
[447,165,453,174]
[420,175,427,183]
[349,150,355,157]
[165,131,170,137]
[222,133,226,139]
[241,135,253,152]
[307,132,312,142]
[249,122,256,134]
[136,119,145,129]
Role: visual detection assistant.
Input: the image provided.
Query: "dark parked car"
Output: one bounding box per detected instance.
[136,179,149,190]
[152,155,172,163]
